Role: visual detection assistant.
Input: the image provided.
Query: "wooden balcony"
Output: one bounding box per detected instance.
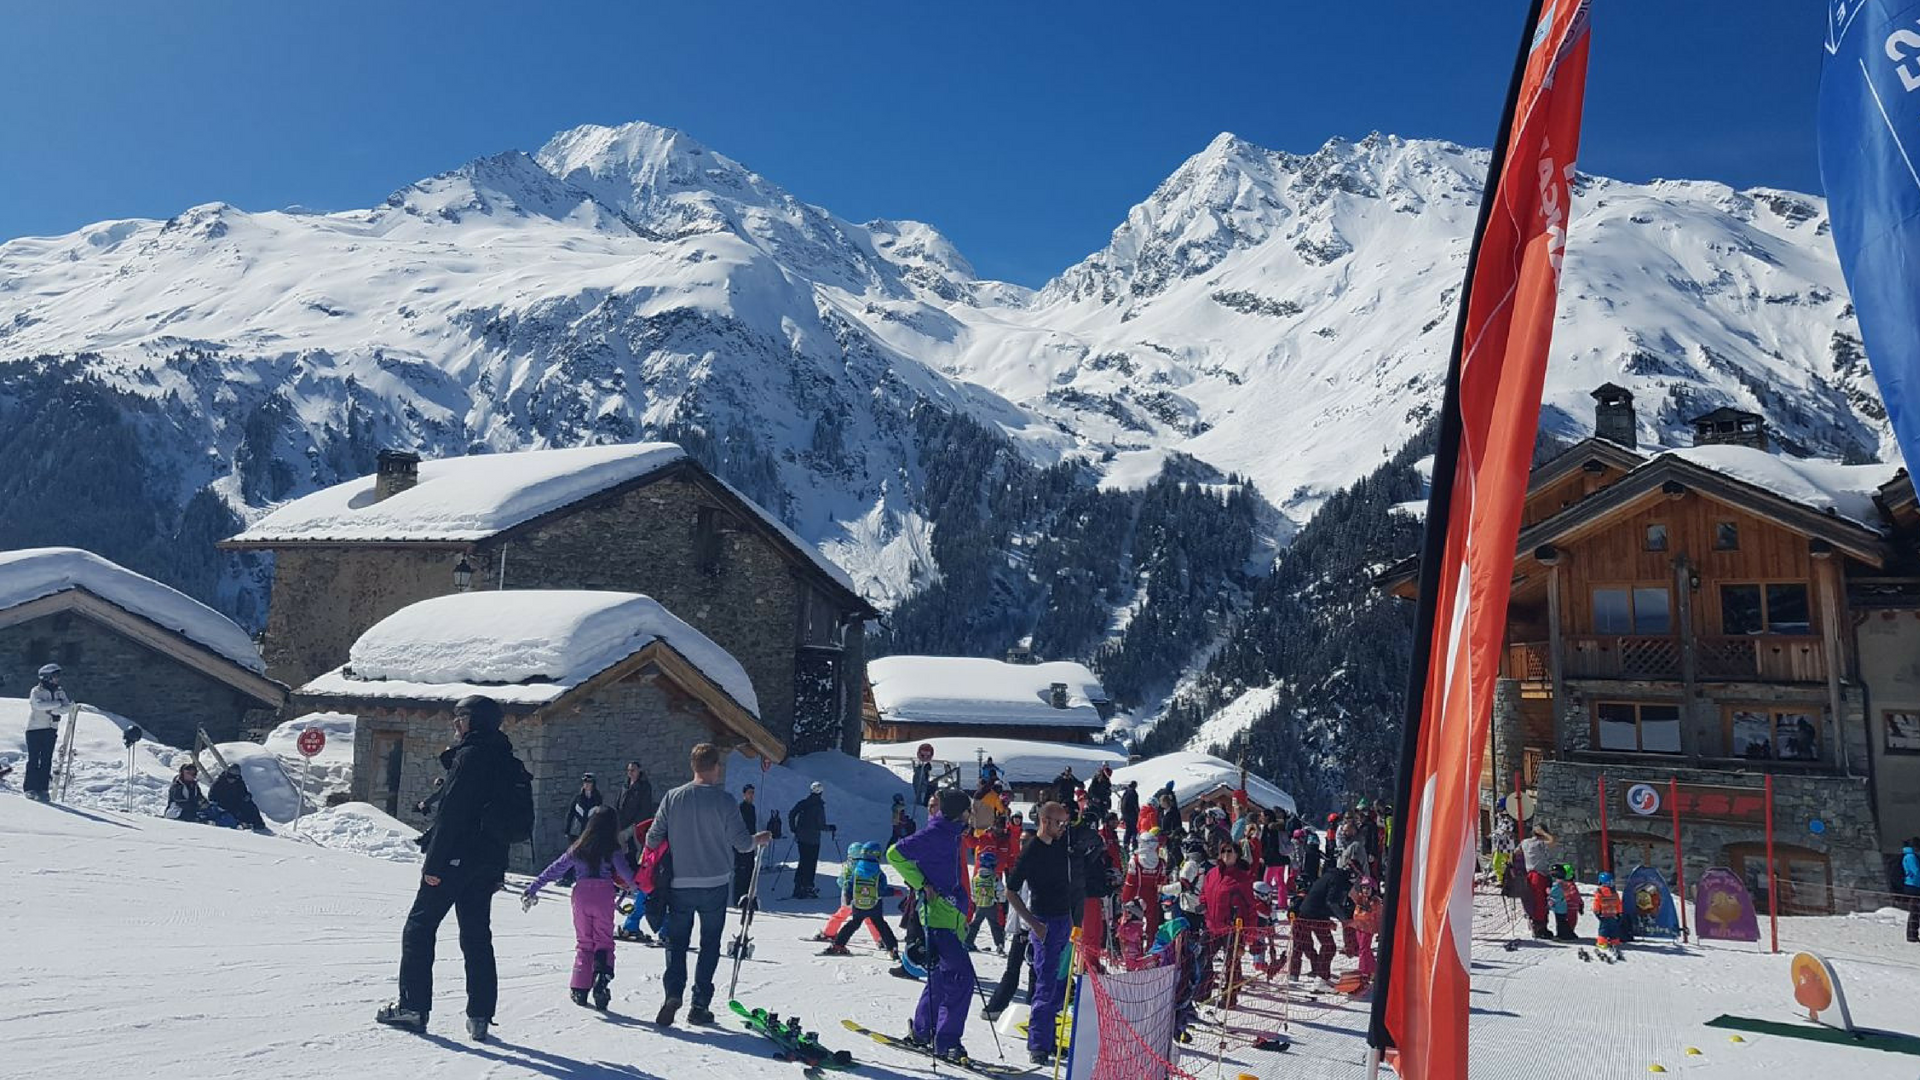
[1510,634,1828,686]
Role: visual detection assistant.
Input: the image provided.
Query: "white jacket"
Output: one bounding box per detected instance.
[26,684,70,731]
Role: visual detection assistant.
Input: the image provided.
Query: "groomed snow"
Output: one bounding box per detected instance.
[867,656,1109,729]
[1667,443,1904,530]
[306,591,758,716]
[1184,683,1282,754]
[862,736,1127,786]
[232,443,688,543]
[0,547,266,674]
[1112,750,1296,816]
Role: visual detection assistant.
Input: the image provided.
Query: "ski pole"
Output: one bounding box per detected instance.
[728,848,766,1002]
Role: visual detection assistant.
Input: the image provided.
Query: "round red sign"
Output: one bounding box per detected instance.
[296,728,327,758]
[916,743,935,762]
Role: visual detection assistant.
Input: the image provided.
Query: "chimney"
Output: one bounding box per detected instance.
[374,449,421,502]
[1049,682,1070,709]
[1590,383,1636,449]
[1690,408,1768,452]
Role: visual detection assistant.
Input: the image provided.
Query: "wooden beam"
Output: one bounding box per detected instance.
[1546,560,1567,753]
[1815,554,1850,775]
[1675,555,1700,764]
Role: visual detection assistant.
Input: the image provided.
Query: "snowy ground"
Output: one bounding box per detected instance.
[3,787,1917,1079]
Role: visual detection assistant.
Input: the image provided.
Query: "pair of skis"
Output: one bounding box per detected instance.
[725,843,766,1000]
[730,1001,856,1078]
[839,1019,1037,1078]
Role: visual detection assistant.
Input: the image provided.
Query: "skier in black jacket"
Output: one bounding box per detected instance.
[565,774,603,841]
[378,695,517,1041]
[788,784,830,899]
[616,761,653,865]
[1119,781,1141,852]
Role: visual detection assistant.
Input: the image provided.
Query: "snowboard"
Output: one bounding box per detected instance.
[730,1001,856,1076]
[839,1018,1036,1078]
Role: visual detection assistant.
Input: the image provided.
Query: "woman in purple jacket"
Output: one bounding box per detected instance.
[523,806,636,1009]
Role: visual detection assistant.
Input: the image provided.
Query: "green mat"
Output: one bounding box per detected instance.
[1705,1014,1920,1056]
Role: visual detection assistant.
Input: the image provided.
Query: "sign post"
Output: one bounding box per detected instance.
[295,726,326,834]
[1764,773,1778,954]
[1669,778,1688,941]
[1598,773,1610,875]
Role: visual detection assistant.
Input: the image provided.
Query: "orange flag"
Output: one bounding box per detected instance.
[1372,3,1594,1078]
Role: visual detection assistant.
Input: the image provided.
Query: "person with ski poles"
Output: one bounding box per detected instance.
[887,786,977,1064]
[789,781,831,899]
[22,663,70,802]
[1005,800,1078,1067]
[522,805,635,1009]
[644,742,769,1027]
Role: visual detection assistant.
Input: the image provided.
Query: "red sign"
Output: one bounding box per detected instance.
[1617,782,1764,825]
[296,728,327,758]
[916,743,935,763]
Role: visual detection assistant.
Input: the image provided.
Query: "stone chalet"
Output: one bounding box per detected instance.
[0,547,286,746]
[298,590,780,870]
[1382,385,1920,912]
[862,654,1114,744]
[220,444,878,755]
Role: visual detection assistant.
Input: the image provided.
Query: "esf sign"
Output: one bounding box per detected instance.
[1618,781,1766,825]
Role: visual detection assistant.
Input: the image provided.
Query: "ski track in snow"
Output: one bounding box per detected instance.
[5,791,1920,1079]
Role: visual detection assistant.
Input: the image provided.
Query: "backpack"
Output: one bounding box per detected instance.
[971,866,999,908]
[479,752,536,845]
[635,838,673,894]
[851,858,883,910]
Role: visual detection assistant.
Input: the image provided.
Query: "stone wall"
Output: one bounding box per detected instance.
[261,546,466,688]
[0,610,266,747]
[264,473,871,754]
[348,664,758,874]
[1535,757,1886,911]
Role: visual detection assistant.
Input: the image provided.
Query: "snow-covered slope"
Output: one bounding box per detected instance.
[0,121,1892,619]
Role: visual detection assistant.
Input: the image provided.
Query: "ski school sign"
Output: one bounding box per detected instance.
[1617,781,1765,825]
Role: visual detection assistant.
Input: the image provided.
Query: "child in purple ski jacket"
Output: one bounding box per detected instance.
[523,806,636,1008]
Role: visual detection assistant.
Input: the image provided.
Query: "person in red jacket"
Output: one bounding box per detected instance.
[1121,830,1169,939]
[1200,840,1258,1007]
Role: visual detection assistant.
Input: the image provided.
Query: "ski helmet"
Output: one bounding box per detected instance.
[810,781,824,794]
[36,663,60,679]
[1597,871,1613,886]
[978,851,997,871]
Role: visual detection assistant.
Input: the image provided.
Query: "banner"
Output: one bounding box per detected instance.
[1371,3,1595,1078]
[1820,2,1920,471]
[1694,867,1761,942]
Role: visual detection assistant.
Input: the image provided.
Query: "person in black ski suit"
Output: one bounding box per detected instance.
[166,762,211,822]
[1086,766,1113,818]
[616,761,653,867]
[1119,780,1141,853]
[788,783,830,899]
[734,784,760,906]
[377,695,517,1041]
[565,774,602,842]
[1053,767,1082,808]
[208,767,267,831]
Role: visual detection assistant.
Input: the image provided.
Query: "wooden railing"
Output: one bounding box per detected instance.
[1513,634,1827,684]
[1698,635,1825,683]
[1565,635,1683,679]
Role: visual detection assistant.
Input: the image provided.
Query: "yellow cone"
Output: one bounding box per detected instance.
[1649,1066,1667,1073]
[1684,1047,1702,1055]
[1728,1035,1747,1043]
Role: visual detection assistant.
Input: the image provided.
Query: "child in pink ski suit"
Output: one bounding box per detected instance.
[523,806,636,1007]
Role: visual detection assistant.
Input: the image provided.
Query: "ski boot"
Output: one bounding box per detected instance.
[687,1004,716,1025]
[821,943,851,956]
[592,950,613,1010]
[466,1016,490,1043]
[374,1002,427,1033]
[571,988,591,1007]
[904,1025,932,1050]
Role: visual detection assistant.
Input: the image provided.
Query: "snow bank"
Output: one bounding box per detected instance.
[294,801,422,863]
[1667,444,1902,530]
[310,590,757,715]
[232,443,687,543]
[264,712,356,807]
[0,547,265,673]
[863,736,1126,786]
[867,656,1109,729]
[721,748,909,854]
[1113,750,1296,816]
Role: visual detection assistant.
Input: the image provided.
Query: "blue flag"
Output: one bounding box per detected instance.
[1820,1,1920,470]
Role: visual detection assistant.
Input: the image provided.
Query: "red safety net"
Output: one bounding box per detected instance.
[1083,955,1200,1080]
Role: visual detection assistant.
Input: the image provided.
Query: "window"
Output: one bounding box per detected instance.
[1592,586,1672,635]
[1719,583,1811,635]
[1594,701,1683,753]
[1886,711,1920,755]
[1728,707,1823,761]
[1715,521,1740,550]
[1644,523,1669,552]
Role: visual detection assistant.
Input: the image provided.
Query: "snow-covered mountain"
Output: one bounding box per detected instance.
[0,121,1892,649]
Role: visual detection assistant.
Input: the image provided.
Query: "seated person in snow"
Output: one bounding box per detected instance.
[208,767,269,831]
[166,763,213,823]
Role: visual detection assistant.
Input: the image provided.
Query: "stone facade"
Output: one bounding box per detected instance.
[253,470,869,755]
[0,610,274,747]
[1535,757,1885,913]
[347,664,758,873]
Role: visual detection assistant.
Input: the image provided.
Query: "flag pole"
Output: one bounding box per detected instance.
[1366,0,1550,1061]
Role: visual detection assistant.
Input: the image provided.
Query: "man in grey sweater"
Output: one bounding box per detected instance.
[645,742,770,1026]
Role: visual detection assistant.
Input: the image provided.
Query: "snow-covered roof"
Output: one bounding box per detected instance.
[227,442,866,602]
[231,443,688,544]
[300,590,758,716]
[1663,444,1902,532]
[0,547,266,674]
[867,656,1109,729]
[862,737,1127,784]
[1111,751,1296,816]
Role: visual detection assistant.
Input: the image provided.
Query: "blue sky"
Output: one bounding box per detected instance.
[1,1,1826,285]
